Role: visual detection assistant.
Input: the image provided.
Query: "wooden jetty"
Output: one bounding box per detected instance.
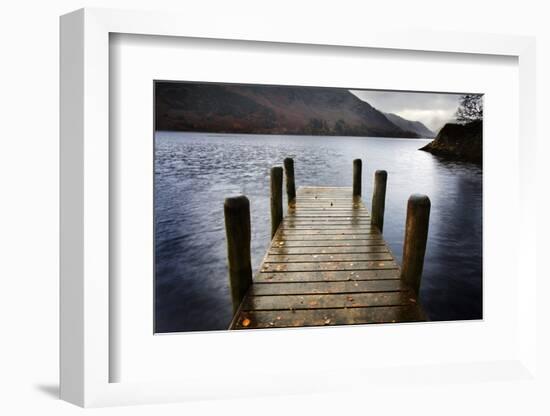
[224,158,430,330]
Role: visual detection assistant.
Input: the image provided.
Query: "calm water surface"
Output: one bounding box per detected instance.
[155,132,482,332]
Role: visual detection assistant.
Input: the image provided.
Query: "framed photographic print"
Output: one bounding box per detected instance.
[60,7,538,408]
[152,80,482,334]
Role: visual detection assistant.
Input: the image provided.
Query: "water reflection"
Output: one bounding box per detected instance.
[155,132,482,332]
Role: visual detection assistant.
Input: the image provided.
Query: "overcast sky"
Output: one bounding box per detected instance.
[350,90,463,133]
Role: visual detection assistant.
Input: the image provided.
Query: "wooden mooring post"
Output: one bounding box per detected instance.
[284,157,296,205]
[371,170,387,233]
[401,194,431,295]
[270,166,283,238]
[353,159,362,197]
[223,195,253,314]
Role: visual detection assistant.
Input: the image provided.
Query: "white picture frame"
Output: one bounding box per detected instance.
[60,7,537,407]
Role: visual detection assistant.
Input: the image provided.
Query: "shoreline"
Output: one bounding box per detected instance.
[155,130,434,141]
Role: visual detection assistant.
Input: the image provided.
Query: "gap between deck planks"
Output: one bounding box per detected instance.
[229,187,426,329]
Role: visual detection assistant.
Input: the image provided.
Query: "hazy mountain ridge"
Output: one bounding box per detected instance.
[384,112,436,138]
[155,83,423,138]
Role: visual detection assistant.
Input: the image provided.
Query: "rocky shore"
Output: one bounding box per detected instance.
[420,120,482,165]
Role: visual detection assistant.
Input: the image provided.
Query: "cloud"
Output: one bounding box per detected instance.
[350,90,463,132]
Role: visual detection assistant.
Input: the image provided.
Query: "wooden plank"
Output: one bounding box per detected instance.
[233,306,425,329]
[291,208,367,211]
[290,210,368,213]
[284,217,372,222]
[282,225,374,230]
[291,213,369,216]
[295,197,358,200]
[298,187,353,191]
[289,215,372,218]
[265,252,394,263]
[268,245,389,255]
[295,196,356,199]
[249,279,408,295]
[291,207,367,210]
[296,194,354,197]
[271,239,386,247]
[292,202,362,206]
[297,193,353,196]
[272,235,382,241]
[255,269,401,282]
[260,260,398,272]
[277,229,378,236]
[241,291,415,311]
[283,221,372,226]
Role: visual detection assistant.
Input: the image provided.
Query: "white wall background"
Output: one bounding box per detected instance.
[1,0,548,414]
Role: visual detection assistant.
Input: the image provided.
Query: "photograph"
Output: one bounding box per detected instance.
[154,81,483,333]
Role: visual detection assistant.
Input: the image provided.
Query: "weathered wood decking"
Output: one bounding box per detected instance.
[229,186,426,330]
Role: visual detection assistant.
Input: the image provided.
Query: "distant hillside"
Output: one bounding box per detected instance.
[420,120,482,165]
[155,83,421,138]
[384,112,435,138]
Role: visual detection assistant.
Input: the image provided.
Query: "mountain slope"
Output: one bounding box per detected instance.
[384,112,435,138]
[155,83,420,138]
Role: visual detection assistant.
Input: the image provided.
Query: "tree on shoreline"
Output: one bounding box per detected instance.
[455,94,483,123]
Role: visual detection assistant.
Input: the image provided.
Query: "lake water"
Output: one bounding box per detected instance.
[155,132,482,333]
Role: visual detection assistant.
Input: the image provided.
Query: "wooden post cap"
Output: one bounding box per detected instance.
[408,193,430,207]
[224,195,250,211]
[375,169,387,181]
